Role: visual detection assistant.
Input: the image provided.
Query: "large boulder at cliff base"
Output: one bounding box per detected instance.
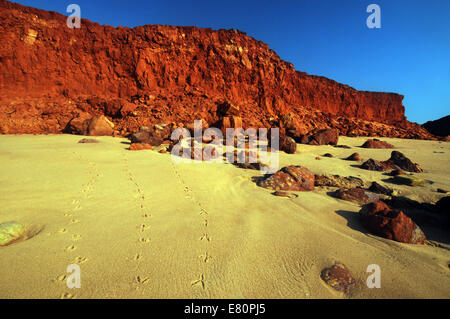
[84,115,114,136]
[360,201,426,244]
[130,126,165,146]
[299,128,339,146]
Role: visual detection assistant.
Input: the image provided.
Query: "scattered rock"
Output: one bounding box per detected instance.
[368,182,393,196]
[279,135,297,154]
[315,157,321,160]
[384,151,423,173]
[84,115,114,136]
[323,153,333,158]
[360,158,392,171]
[78,138,99,144]
[320,262,358,293]
[360,201,427,244]
[361,139,395,149]
[346,152,361,161]
[315,175,364,188]
[272,191,298,199]
[0,222,26,247]
[257,166,315,191]
[334,145,351,149]
[393,175,425,187]
[130,143,153,151]
[298,128,339,146]
[129,126,164,146]
[64,113,92,134]
[333,188,380,205]
[437,188,449,194]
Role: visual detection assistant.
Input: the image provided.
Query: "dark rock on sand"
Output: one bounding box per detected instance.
[322,153,333,158]
[368,182,393,196]
[279,135,297,154]
[360,201,427,244]
[346,153,361,161]
[384,151,423,173]
[258,166,315,191]
[334,188,380,205]
[361,139,395,149]
[320,262,358,293]
[315,175,365,189]
[360,158,393,171]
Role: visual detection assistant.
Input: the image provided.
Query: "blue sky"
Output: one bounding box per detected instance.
[13,0,450,123]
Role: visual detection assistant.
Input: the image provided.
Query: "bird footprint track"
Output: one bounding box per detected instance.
[123,152,153,291]
[170,161,213,291]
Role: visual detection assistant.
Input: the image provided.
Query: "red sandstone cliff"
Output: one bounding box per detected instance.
[0,0,432,138]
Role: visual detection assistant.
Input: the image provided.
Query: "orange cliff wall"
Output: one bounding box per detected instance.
[0,0,410,134]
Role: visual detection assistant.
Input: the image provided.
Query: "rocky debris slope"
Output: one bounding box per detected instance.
[0,0,435,139]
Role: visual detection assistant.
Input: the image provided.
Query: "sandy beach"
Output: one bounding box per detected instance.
[0,134,449,299]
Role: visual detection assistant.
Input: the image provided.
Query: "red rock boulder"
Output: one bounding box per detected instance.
[130,143,153,151]
[257,166,315,191]
[361,139,395,149]
[84,115,115,136]
[334,188,380,205]
[360,201,426,244]
[383,151,423,173]
[299,128,339,146]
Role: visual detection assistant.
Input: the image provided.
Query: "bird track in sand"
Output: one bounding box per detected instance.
[123,152,152,291]
[52,151,99,298]
[170,161,212,291]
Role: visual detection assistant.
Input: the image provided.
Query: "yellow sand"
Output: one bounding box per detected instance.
[0,134,449,299]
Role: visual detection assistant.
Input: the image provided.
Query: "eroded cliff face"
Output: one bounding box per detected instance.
[0,0,430,138]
